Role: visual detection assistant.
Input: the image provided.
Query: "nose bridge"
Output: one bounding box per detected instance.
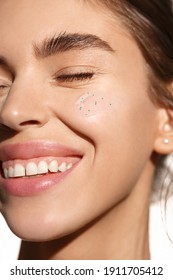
[0,73,49,130]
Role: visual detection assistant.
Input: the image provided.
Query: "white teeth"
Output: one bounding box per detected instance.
[58,162,67,172]
[38,161,48,174]
[14,164,25,177]
[26,162,38,176]
[67,163,73,170]
[3,160,73,178]
[8,166,14,178]
[4,168,8,179]
[48,160,58,173]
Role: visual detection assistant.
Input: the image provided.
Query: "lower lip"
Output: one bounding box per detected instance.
[0,163,79,197]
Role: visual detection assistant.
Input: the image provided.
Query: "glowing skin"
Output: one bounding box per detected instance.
[0,0,171,259]
[76,91,115,118]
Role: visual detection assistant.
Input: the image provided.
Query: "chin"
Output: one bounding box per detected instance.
[2,211,67,242]
[3,204,89,242]
[8,222,73,242]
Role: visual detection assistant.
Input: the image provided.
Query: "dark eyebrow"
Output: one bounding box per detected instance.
[33,32,115,58]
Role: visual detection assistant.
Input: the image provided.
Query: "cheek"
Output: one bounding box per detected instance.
[75,91,116,118]
[72,88,158,166]
[64,87,157,147]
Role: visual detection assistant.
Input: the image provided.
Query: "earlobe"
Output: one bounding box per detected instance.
[154,109,173,155]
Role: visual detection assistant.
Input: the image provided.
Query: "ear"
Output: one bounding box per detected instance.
[154,83,173,155]
[154,108,173,155]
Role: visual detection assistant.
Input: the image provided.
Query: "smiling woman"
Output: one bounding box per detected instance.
[0,0,173,260]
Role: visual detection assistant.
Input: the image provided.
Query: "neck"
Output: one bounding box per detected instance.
[19,161,154,260]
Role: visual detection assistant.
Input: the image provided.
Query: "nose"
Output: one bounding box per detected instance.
[0,81,49,132]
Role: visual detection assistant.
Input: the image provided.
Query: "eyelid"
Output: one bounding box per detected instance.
[51,66,97,86]
[0,83,10,87]
[52,65,97,77]
[0,78,12,86]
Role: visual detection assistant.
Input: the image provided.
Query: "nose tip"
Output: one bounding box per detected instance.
[0,92,49,132]
[0,106,44,132]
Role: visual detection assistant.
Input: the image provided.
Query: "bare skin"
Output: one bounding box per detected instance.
[19,161,152,260]
[0,0,173,259]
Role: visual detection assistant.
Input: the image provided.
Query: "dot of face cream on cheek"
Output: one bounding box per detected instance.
[76,92,115,118]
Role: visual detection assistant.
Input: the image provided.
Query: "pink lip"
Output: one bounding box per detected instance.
[0,141,82,161]
[0,141,83,197]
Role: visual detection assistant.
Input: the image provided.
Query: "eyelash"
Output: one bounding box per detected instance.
[55,72,95,82]
[0,85,9,91]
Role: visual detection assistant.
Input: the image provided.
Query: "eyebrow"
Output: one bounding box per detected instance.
[33,32,115,58]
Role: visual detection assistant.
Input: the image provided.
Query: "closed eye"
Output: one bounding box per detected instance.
[0,84,11,95]
[54,72,95,82]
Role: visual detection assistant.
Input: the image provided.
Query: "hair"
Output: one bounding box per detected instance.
[87,0,173,108]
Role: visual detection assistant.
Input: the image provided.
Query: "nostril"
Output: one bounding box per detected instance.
[20,120,41,126]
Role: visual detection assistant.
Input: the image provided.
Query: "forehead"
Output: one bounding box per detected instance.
[0,0,114,27]
[0,0,128,54]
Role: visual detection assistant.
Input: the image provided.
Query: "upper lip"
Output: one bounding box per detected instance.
[0,141,83,162]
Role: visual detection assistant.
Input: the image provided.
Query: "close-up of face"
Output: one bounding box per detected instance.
[0,0,170,245]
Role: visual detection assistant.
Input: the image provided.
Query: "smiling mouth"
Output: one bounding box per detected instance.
[0,141,83,196]
[0,157,81,197]
[0,141,83,179]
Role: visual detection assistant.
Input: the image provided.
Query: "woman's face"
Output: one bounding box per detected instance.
[0,0,159,240]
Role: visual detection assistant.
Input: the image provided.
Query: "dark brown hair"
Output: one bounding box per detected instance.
[88,0,173,107]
